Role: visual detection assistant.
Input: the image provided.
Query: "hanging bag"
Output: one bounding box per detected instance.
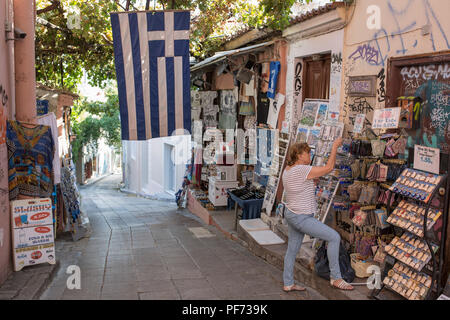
[352,209,368,227]
[371,140,386,158]
[314,241,356,283]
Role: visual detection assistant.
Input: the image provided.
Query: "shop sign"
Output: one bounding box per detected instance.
[36,99,49,116]
[348,76,376,97]
[414,145,440,175]
[13,224,54,248]
[11,198,53,227]
[13,243,56,271]
[372,107,401,129]
[353,114,365,133]
[11,198,56,271]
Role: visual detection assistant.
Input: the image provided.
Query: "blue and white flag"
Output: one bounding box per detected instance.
[110,11,191,140]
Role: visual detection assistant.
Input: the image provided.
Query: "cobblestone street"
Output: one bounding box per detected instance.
[39,174,325,300]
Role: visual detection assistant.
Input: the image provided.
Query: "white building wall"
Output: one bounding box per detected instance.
[122,135,191,199]
[284,28,345,138]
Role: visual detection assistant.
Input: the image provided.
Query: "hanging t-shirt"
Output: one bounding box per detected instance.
[7,120,55,200]
[267,61,281,99]
[267,93,285,129]
[257,92,270,125]
[37,112,61,184]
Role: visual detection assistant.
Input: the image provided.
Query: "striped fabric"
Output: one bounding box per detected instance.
[110,11,191,140]
[282,165,317,215]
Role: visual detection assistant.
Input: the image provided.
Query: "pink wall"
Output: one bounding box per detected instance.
[0,0,12,285]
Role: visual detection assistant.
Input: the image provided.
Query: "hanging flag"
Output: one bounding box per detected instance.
[110,11,191,140]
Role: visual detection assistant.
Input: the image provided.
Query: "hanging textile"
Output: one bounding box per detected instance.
[257,92,270,125]
[37,112,61,184]
[60,164,81,223]
[7,120,54,200]
[267,61,281,99]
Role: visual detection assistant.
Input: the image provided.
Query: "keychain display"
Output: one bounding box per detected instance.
[383,262,432,300]
[389,168,442,203]
[386,200,442,238]
[384,233,437,271]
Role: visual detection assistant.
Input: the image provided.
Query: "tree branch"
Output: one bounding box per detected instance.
[145,0,150,10]
[37,2,59,15]
[126,0,131,11]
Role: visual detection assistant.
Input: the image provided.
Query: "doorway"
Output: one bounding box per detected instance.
[303,54,331,102]
[164,143,176,193]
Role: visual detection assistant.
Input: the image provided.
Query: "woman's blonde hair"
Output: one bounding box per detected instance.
[286,142,311,166]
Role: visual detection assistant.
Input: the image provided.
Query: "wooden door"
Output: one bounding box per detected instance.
[303,55,331,102]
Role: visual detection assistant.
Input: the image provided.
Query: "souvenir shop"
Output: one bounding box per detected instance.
[185,40,291,226]
[288,66,450,299]
[6,87,88,271]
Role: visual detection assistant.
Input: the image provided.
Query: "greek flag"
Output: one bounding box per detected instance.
[110,11,191,140]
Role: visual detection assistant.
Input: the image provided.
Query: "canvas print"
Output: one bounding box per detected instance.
[296,126,309,143]
[299,101,319,127]
[307,127,321,146]
[314,103,329,127]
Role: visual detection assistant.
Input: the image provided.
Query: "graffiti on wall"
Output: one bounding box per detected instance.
[402,61,450,154]
[290,58,304,140]
[401,64,450,82]
[377,68,386,103]
[0,82,8,145]
[0,81,8,217]
[331,52,343,73]
[366,0,450,67]
[330,52,343,113]
[348,44,381,66]
[294,61,303,96]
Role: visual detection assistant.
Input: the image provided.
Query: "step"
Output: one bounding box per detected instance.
[239,219,285,246]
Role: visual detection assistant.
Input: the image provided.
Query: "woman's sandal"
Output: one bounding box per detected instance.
[330,279,354,291]
[283,284,306,292]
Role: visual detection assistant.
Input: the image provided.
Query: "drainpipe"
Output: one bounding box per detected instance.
[5,0,15,120]
[14,0,36,123]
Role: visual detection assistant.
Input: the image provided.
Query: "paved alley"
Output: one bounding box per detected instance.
[39,174,325,300]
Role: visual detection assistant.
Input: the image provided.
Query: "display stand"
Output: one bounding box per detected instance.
[371,168,448,300]
[312,177,342,249]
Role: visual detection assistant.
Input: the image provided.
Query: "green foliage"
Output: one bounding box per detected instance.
[36,0,335,89]
[71,87,121,162]
[36,0,121,91]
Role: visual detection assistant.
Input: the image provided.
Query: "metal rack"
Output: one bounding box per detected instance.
[371,171,449,300]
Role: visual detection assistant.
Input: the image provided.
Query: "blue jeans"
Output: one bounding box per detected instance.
[283,208,342,286]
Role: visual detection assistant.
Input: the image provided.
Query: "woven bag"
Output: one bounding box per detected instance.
[350,254,378,278]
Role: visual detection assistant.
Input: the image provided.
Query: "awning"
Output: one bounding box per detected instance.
[190,41,275,73]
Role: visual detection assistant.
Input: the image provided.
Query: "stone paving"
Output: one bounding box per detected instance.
[38,174,326,300]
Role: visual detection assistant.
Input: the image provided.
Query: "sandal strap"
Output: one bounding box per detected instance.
[332,279,352,289]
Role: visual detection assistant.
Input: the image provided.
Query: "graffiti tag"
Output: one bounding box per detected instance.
[294,61,303,96]
[348,44,380,66]
[377,68,386,103]
[349,97,374,114]
[0,84,8,107]
[401,64,450,81]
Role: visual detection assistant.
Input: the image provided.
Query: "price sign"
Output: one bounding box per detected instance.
[414,145,440,174]
[372,107,401,129]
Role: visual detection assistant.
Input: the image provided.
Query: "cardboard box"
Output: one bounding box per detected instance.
[11,198,53,228]
[13,243,56,271]
[208,177,239,207]
[13,224,54,248]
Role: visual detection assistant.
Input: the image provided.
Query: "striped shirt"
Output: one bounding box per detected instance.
[282,165,317,215]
